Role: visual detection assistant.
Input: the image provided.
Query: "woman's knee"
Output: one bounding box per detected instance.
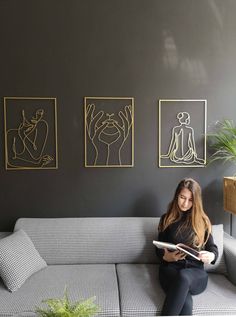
[177,270,191,286]
[178,268,208,295]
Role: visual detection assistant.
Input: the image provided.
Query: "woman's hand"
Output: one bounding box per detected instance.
[163,249,186,262]
[199,251,215,264]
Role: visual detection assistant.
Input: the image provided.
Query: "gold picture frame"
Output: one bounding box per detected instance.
[4,97,58,170]
[159,99,207,168]
[84,97,134,167]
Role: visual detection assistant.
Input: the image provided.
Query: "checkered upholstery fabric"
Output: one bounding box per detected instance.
[193,273,236,315]
[0,229,47,292]
[14,218,226,274]
[0,264,120,317]
[14,217,159,265]
[223,232,236,285]
[117,264,236,316]
[0,218,234,317]
[204,224,227,274]
[117,264,164,316]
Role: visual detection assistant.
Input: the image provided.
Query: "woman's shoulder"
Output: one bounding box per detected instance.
[159,213,167,220]
[158,213,167,227]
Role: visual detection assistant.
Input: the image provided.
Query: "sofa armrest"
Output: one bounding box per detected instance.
[224,232,236,285]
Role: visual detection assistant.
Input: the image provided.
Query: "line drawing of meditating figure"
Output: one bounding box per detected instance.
[86,103,133,166]
[161,111,205,165]
[6,109,53,168]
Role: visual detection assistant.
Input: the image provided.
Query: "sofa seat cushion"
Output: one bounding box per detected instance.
[117,264,236,316]
[0,264,120,317]
[193,273,236,315]
[117,264,165,316]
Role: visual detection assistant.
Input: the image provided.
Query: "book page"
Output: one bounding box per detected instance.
[153,240,177,250]
[153,241,201,261]
[176,244,200,261]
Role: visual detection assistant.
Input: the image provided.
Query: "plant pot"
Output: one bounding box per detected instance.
[224,177,236,214]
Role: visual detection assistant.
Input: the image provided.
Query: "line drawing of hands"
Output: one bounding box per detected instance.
[86,103,133,166]
[86,104,108,165]
[109,105,133,164]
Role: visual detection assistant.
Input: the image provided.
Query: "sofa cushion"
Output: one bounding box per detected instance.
[223,232,236,285]
[14,218,159,264]
[0,229,47,292]
[193,273,236,315]
[117,264,236,316]
[117,264,164,316]
[0,264,120,317]
[13,218,226,274]
[204,224,227,274]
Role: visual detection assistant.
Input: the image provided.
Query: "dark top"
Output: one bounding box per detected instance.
[156,212,219,269]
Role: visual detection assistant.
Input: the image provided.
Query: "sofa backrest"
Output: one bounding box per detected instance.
[0,232,11,239]
[14,217,160,265]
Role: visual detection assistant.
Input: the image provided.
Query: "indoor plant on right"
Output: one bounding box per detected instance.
[208,119,236,214]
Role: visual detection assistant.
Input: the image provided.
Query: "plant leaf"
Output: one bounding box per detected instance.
[207,119,236,168]
[36,288,100,317]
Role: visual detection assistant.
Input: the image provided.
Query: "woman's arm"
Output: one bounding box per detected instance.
[156,219,186,262]
[199,233,218,264]
[156,215,185,262]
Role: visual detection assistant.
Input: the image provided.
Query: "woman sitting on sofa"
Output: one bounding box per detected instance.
[156,178,218,316]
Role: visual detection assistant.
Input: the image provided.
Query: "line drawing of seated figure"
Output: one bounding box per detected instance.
[6,109,53,168]
[86,103,133,166]
[161,111,205,165]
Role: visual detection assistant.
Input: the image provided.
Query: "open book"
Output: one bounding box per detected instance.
[153,240,201,261]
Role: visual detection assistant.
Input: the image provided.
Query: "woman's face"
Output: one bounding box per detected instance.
[178,188,193,212]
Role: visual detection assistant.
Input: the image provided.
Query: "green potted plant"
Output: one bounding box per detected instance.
[207,119,236,214]
[36,288,100,317]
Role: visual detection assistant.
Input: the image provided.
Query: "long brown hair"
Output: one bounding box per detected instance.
[159,178,211,248]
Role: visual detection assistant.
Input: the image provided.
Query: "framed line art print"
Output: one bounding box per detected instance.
[4,97,58,170]
[159,99,207,168]
[84,97,134,167]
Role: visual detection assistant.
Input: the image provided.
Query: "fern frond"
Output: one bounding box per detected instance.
[207,119,236,168]
[35,288,100,317]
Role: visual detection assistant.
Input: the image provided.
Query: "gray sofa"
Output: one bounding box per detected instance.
[0,217,236,317]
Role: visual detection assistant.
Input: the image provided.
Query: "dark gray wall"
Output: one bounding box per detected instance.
[0,0,235,233]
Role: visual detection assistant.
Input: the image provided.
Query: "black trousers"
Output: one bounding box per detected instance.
[159,263,208,316]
